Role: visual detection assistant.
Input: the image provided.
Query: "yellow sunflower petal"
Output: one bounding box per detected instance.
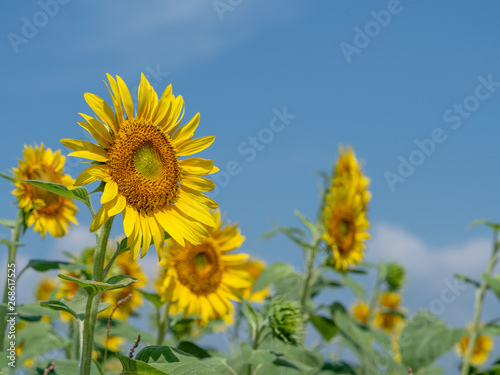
[179,157,215,175]
[172,113,200,143]
[101,180,118,204]
[116,75,134,120]
[181,175,215,192]
[175,136,215,157]
[84,93,118,134]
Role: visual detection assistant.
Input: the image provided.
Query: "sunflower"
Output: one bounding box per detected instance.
[323,146,370,270]
[457,329,494,365]
[61,74,218,259]
[99,250,147,320]
[156,210,251,326]
[323,188,369,270]
[375,291,403,333]
[36,277,56,301]
[332,145,370,210]
[13,143,78,238]
[242,258,270,303]
[351,300,370,325]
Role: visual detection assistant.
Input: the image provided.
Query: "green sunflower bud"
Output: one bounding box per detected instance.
[386,262,406,291]
[268,298,304,344]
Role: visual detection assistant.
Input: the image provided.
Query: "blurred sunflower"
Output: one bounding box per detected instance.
[241,258,269,303]
[375,291,403,333]
[36,277,56,301]
[13,144,78,238]
[323,188,369,270]
[351,300,370,325]
[156,210,251,326]
[323,146,370,270]
[332,145,371,209]
[61,74,218,259]
[100,251,147,320]
[457,329,494,365]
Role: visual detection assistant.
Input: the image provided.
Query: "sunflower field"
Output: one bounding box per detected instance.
[0,73,499,375]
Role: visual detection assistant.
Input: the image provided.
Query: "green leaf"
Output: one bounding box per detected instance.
[480,323,500,336]
[262,222,312,249]
[119,346,217,374]
[252,262,294,293]
[16,322,68,366]
[58,273,138,296]
[309,315,338,341]
[470,219,500,231]
[35,359,101,375]
[137,289,163,309]
[0,172,15,184]
[484,274,500,299]
[18,179,93,213]
[96,319,155,346]
[240,341,275,365]
[341,274,365,299]
[454,273,481,288]
[399,311,466,371]
[17,302,60,321]
[40,297,109,320]
[310,274,342,298]
[177,342,211,359]
[241,299,259,332]
[0,218,15,229]
[0,238,24,248]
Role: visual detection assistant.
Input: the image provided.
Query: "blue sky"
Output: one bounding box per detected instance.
[1,0,500,371]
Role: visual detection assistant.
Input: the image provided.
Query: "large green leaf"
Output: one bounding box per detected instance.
[40,297,109,320]
[96,319,155,345]
[18,259,90,280]
[177,342,211,359]
[309,315,338,342]
[35,359,101,375]
[484,274,500,299]
[16,322,68,366]
[119,346,217,375]
[18,179,93,213]
[137,289,163,309]
[58,273,137,296]
[400,311,466,371]
[252,262,294,293]
[17,302,60,321]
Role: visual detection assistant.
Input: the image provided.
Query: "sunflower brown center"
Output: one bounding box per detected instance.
[107,118,180,213]
[330,210,355,254]
[173,243,223,295]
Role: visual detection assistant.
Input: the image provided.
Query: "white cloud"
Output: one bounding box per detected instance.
[52,225,96,256]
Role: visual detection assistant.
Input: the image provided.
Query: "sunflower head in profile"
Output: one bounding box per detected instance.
[13,143,78,238]
[322,146,370,271]
[457,327,494,365]
[99,250,147,320]
[332,145,371,209]
[61,74,218,259]
[351,300,370,325]
[156,210,251,326]
[374,291,403,333]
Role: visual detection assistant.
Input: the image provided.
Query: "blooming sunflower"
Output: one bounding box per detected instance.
[100,251,147,320]
[13,144,78,238]
[457,329,494,365]
[351,300,370,325]
[323,188,369,270]
[156,210,251,326]
[61,74,218,259]
[375,291,403,333]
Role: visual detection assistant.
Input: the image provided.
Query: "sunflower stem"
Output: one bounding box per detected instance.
[0,208,23,351]
[156,302,170,346]
[299,246,317,344]
[79,217,114,375]
[367,262,386,326]
[460,229,499,375]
